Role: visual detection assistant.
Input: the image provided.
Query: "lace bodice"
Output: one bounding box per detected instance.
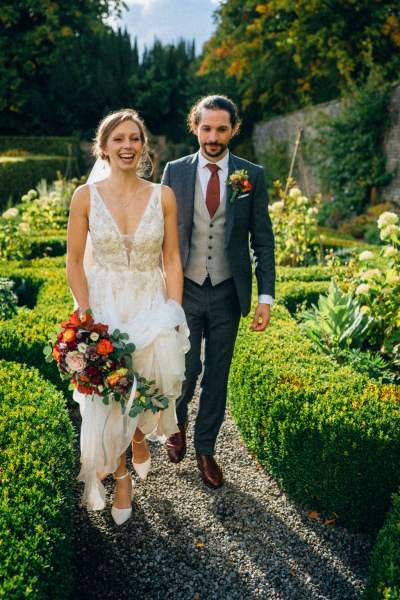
[88,183,163,272]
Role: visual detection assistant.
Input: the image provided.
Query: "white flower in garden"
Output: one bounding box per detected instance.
[362,268,381,280]
[77,343,88,353]
[269,201,284,213]
[380,224,400,241]
[296,196,308,207]
[18,223,30,234]
[359,250,374,261]
[2,207,18,219]
[383,245,398,258]
[307,207,318,215]
[356,284,370,295]
[377,211,399,229]
[289,187,301,199]
[360,305,370,314]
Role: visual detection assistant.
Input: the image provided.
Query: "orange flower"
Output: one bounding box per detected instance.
[96,339,113,355]
[52,346,61,361]
[63,329,76,343]
[106,372,120,386]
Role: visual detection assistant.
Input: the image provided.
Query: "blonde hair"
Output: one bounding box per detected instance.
[92,108,153,177]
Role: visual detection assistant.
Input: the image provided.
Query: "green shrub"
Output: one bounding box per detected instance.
[0,261,73,395]
[0,136,80,157]
[364,492,400,599]
[29,233,67,259]
[0,157,69,209]
[0,360,74,599]
[229,298,400,532]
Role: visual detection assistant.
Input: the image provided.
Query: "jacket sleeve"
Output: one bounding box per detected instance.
[249,166,276,298]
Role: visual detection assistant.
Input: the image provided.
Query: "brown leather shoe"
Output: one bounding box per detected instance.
[196,454,223,489]
[165,423,187,464]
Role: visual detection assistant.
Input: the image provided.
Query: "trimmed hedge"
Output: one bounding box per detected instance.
[0,157,69,209]
[364,492,400,599]
[0,136,80,157]
[0,260,72,394]
[229,282,400,532]
[0,360,74,599]
[29,232,67,259]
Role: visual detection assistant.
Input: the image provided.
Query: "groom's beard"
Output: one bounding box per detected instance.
[201,142,228,159]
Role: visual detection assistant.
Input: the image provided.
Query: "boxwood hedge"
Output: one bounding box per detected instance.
[364,492,400,599]
[0,360,75,599]
[229,273,400,533]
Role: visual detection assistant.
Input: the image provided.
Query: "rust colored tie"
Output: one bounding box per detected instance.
[205,163,220,218]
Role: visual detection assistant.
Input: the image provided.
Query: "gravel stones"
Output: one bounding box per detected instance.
[70,390,372,600]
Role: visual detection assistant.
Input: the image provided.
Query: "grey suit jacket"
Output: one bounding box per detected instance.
[161,152,275,316]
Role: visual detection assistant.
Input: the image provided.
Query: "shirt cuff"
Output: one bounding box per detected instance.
[258,294,274,305]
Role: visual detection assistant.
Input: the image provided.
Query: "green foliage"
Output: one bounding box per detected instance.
[0,277,18,320]
[229,292,400,532]
[200,1,400,124]
[300,281,374,351]
[334,349,397,384]
[314,75,393,225]
[0,260,73,396]
[0,136,80,156]
[0,156,70,208]
[0,360,74,599]
[339,213,400,365]
[0,206,31,261]
[364,492,400,599]
[269,180,322,266]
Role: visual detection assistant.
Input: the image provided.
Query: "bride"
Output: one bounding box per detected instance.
[67,108,189,525]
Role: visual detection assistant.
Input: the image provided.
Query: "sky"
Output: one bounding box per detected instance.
[108,0,222,54]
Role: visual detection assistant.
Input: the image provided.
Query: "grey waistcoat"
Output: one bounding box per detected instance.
[184,173,232,286]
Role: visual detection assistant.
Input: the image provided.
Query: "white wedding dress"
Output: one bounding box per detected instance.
[74,182,189,510]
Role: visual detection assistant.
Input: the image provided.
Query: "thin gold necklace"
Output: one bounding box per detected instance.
[105,179,142,209]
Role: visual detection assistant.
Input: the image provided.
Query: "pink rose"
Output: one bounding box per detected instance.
[66,351,86,373]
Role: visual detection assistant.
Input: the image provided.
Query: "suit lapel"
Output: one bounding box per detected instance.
[183,153,198,241]
[225,153,238,246]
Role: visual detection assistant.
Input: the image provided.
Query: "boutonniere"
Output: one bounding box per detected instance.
[226,169,252,204]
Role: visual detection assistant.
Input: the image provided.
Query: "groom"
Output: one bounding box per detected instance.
[161,95,275,489]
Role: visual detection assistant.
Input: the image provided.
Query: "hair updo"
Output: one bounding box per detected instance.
[92,108,153,177]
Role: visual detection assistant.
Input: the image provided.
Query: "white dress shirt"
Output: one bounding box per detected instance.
[197,150,273,306]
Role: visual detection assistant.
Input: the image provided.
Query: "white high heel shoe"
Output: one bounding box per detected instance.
[132,437,151,480]
[111,471,133,526]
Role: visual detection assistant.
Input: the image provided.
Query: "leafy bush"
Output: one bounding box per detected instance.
[0,277,18,320]
[0,136,80,156]
[0,206,31,261]
[300,281,373,351]
[341,212,400,365]
[0,360,74,599]
[314,74,392,226]
[229,294,400,533]
[0,156,69,209]
[364,492,400,599]
[0,260,73,395]
[269,180,321,266]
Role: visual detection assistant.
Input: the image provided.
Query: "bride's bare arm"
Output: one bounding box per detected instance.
[161,185,183,305]
[67,185,90,312]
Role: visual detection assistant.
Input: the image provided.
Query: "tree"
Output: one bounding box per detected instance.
[199,0,400,121]
[0,0,124,133]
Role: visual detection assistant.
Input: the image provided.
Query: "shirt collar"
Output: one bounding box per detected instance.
[198,150,230,171]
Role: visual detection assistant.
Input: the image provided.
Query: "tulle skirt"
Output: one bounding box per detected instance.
[74,265,190,510]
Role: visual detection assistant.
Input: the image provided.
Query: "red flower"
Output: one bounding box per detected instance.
[242,180,252,192]
[96,339,114,355]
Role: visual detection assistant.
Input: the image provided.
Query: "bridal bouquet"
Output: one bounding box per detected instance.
[44,309,169,418]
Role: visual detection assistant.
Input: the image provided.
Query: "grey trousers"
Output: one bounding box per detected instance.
[176,276,241,455]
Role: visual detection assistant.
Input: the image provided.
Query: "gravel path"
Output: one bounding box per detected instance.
[70,390,372,600]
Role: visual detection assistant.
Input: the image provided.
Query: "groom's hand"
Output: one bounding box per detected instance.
[251,304,271,332]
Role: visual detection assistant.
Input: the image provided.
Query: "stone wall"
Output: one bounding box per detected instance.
[253,85,400,204]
